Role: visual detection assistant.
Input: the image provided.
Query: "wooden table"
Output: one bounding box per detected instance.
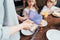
[20,15,60,40]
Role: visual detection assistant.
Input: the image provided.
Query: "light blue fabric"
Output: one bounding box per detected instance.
[28,10,43,25]
[0,0,20,40]
[0,26,2,39]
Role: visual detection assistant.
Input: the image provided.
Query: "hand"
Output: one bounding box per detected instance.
[23,19,34,24]
[49,10,54,14]
[22,17,27,21]
[57,9,60,12]
[54,14,58,16]
[29,24,38,32]
[20,19,34,30]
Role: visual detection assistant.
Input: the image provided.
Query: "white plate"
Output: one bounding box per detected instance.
[52,11,60,17]
[40,20,48,27]
[46,29,60,40]
[21,30,34,36]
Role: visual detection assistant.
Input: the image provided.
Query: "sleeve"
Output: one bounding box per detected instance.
[23,8,28,16]
[41,6,47,12]
[2,27,11,39]
[0,25,2,39]
[40,6,47,15]
[52,6,59,11]
[0,26,11,40]
[0,0,11,39]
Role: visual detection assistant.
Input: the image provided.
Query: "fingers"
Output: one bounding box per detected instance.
[23,19,34,24]
[21,19,38,32]
[54,14,58,16]
[21,22,33,30]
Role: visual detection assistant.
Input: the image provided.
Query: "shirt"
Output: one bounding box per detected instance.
[0,0,20,40]
[41,6,59,15]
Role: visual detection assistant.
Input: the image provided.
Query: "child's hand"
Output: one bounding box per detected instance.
[57,9,60,12]
[49,10,54,14]
[22,17,27,21]
[53,14,58,16]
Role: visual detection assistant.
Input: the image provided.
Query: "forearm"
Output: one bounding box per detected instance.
[17,14,23,21]
[17,14,28,21]
[3,24,22,36]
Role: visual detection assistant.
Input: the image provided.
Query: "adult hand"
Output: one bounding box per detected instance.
[20,19,34,30]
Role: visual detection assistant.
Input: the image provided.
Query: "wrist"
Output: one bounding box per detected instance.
[17,24,23,30]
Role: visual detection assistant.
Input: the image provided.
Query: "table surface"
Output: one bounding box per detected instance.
[20,15,60,40]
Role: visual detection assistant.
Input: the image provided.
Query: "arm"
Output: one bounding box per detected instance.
[17,13,28,22]
[0,24,22,39]
[17,14,26,21]
[57,8,60,12]
[22,9,29,19]
[49,10,54,15]
[0,22,31,39]
[17,8,29,21]
[40,6,46,16]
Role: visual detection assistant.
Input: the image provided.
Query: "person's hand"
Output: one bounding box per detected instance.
[49,10,54,14]
[54,13,58,17]
[57,9,60,12]
[21,24,30,30]
[29,24,38,32]
[23,19,34,24]
[20,19,38,32]
[20,19,34,30]
[24,19,38,32]
[21,17,27,21]
[20,23,31,30]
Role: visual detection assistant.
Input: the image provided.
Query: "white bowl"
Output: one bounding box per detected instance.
[21,30,34,36]
[40,20,48,27]
[46,29,60,40]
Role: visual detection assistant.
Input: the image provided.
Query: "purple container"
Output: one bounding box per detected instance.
[28,10,43,25]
